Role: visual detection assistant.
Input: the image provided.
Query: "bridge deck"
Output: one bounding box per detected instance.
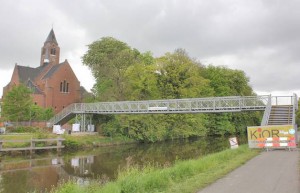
[49,95,270,125]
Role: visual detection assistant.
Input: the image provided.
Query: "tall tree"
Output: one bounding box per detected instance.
[124,52,160,100]
[2,84,33,122]
[82,37,139,101]
[203,65,254,96]
[156,49,213,99]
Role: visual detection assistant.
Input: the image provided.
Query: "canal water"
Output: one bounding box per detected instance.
[0,136,245,193]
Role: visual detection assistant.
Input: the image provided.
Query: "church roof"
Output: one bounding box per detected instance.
[26,79,43,94]
[42,62,64,79]
[45,28,58,45]
[16,61,66,83]
[17,64,50,83]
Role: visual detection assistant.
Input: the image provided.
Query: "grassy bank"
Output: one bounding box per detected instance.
[0,133,135,150]
[63,134,135,150]
[51,145,259,193]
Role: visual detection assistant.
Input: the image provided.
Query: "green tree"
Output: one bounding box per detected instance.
[156,49,213,99]
[203,65,258,136]
[203,65,254,96]
[82,36,260,141]
[2,84,33,122]
[124,52,161,100]
[29,105,54,121]
[82,37,139,101]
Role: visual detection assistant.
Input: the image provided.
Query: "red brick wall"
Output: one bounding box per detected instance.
[32,93,45,107]
[44,61,81,113]
[3,65,20,97]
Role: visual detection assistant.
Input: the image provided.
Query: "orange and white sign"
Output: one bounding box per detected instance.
[247,125,296,148]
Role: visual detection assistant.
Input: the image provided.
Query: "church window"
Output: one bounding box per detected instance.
[63,80,66,92]
[51,48,56,55]
[60,82,63,92]
[66,83,69,92]
[60,80,69,93]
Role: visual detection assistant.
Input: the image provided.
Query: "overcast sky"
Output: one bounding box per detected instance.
[1,0,300,98]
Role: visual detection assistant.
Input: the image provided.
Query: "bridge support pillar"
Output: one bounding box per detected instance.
[75,114,93,132]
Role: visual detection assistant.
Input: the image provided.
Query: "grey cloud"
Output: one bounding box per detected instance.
[0,0,300,95]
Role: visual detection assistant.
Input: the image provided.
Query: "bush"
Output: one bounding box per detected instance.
[7,126,40,133]
[64,139,80,150]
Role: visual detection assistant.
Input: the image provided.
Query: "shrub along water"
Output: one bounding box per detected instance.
[51,145,259,193]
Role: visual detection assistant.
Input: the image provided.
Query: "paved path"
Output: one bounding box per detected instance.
[198,149,299,193]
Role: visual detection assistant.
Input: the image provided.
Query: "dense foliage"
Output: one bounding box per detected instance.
[82,37,261,142]
[2,84,54,122]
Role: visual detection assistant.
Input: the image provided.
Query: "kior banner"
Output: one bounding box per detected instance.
[247,125,296,148]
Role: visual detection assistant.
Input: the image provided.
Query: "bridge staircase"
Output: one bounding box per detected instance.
[261,94,298,126]
[267,105,293,125]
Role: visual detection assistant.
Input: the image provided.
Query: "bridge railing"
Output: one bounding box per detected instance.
[261,95,272,126]
[292,93,298,125]
[72,96,269,113]
[48,95,270,126]
[47,103,77,127]
[271,95,296,106]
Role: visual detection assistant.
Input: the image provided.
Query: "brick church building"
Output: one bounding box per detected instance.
[3,29,84,114]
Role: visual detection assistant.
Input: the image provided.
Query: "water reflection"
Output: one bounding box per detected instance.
[0,157,66,193]
[0,136,242,193]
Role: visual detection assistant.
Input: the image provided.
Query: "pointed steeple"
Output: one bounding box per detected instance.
[45,28,58,45]
[40,28,60,66]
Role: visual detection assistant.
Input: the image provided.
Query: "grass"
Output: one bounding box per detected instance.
[63,134,134,148]
[0,132,135,150]
[0,133,55,148]
[51,145,260,193]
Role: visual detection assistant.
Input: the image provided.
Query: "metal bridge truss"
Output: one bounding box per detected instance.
[48,95,270,126]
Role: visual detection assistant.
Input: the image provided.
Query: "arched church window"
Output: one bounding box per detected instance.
[63,80,66,92]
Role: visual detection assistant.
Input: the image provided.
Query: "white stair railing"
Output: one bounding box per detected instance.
[261,95,272,126]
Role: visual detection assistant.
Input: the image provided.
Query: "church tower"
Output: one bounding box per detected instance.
[40,29,60,66]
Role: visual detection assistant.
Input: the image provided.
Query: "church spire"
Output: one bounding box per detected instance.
[40,28,60,66]
[45,28,58,45]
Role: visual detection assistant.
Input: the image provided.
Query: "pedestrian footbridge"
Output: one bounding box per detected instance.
[48,94,298,130]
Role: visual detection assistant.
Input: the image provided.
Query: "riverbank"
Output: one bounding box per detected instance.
[50,145,259,193]
[0,133,136,151]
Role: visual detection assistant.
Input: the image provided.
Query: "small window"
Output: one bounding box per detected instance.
[60,82,63,92]
[51,48,56,55]
[66,83,69,92]
[63,80,66,92]
[60,80,69,93]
